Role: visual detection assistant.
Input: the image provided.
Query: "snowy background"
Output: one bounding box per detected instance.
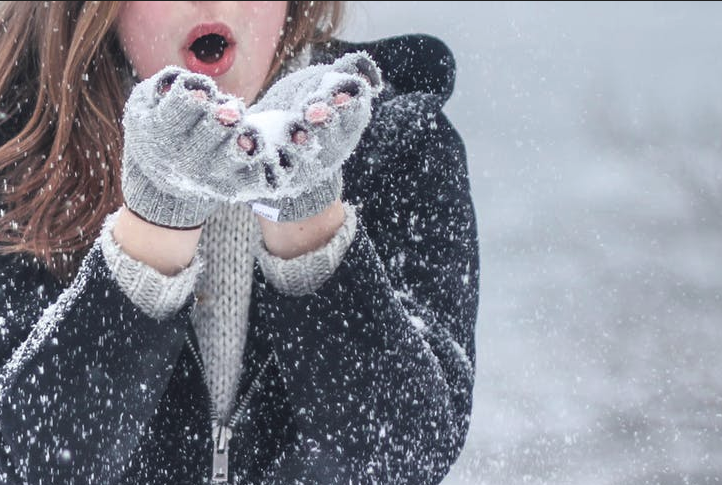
[340,2,722,484]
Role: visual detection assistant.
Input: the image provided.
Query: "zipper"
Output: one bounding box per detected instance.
[211,423,232,483]
[227,352,273,427]
[184,332,274,484]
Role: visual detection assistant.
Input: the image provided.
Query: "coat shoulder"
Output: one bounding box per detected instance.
[312,34,457,105]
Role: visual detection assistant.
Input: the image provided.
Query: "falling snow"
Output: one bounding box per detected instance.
[344,2,722,484]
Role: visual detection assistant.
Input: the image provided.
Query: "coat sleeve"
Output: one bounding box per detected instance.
[0,241,194,485]
[252,107,480,485]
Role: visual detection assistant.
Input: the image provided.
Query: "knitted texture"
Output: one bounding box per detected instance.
[100,202,357,422]
[191,201,256,421]
[245,52,383,222]
[98,209,202,320]
[253,202,358,296]
[121,67,258,228]
[105,52,369,422]
[193,202,357,420]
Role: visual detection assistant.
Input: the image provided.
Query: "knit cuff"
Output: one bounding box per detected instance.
[99,209,201,319]
[122,160,212,229]
[254,202,358,296]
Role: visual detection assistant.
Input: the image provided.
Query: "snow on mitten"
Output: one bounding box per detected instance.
[240,52,383,222]
[121,66,261,229]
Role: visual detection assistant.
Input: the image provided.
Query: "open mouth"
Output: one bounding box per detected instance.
[190,33,229,63]
[183,23,236,77]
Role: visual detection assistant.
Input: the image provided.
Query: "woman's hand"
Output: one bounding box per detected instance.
[117,66,258,273]
[242,52,383,226]
[240,52,382,257]
[120,66,262,229]
[117,54,383,264]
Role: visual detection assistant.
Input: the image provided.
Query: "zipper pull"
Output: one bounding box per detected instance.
[211,421,233,483]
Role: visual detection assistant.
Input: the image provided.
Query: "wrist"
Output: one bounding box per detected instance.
[257,198,345,259]
[112,206,202,276]
[122,159,214,229]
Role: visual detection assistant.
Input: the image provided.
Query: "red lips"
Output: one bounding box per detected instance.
[183,23,236,77]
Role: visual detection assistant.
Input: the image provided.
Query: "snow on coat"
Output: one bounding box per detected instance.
[0,34,480,485]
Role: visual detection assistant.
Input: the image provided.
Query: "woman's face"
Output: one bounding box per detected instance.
[116,1,287,103]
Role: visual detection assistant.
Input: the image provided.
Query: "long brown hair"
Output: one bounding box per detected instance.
[0,1,344,282]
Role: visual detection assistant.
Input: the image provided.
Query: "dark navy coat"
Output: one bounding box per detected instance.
[0,35,479,485]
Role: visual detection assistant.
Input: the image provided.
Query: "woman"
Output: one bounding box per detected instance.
[0,2,479,484]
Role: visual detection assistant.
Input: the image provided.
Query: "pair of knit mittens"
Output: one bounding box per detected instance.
[121,52,383,228]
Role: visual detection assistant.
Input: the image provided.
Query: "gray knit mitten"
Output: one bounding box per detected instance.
[121,66,258,229]
[242,52,383,222]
